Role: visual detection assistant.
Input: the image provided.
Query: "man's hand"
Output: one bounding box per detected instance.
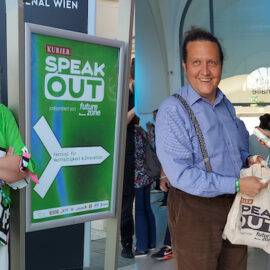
[247,155,265,166]
[256,127,270,148]
[240,176,268,197]
[160,176,170,192]
[6,146,14,156]
[257,127,270,138]
[127,107,135,125]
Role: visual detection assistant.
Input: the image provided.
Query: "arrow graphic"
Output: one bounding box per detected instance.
[33,116,110,198]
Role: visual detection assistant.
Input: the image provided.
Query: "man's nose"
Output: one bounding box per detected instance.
[201,62,210,75]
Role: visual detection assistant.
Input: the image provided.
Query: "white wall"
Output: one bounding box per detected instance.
[157,0,187,91]
[96,1,189,114]
[136,0,189,114]
[136,0,169,114]
[96,0,119,39]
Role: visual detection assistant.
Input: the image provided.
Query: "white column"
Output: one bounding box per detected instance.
[104,0,134,270]
[88,0,96,35]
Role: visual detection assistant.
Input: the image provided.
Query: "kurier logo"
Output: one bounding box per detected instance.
[46,45,71,56]
[240,197,253,204]
[44,45,105,102]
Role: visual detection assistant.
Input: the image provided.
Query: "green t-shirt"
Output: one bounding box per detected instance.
[0,104,36,246]
[0,104,34,172]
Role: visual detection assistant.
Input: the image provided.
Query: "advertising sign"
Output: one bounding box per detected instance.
[25,23,126,231]
[24,0,89,33]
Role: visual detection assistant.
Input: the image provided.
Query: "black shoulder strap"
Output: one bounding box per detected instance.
[173,93,212,173]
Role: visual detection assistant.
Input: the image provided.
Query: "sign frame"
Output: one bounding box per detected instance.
[25,23,126,232]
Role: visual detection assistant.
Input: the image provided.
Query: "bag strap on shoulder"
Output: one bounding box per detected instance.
[172,93,212,173]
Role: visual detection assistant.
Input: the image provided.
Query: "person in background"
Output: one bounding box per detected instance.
[249,113,270,160]
[146,109,164,194]
[151,170,173,261]
[146,121,155,149]
[155,27,266,269]
[0,104,36,270]
[120,58,136,259]
[237,118,250,154]
[152,109,158,122]
[134,118,156,257]
[249,113,270,270]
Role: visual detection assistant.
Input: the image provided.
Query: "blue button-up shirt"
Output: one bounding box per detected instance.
[155,84,249,197]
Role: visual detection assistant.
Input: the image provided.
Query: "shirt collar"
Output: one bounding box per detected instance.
[214,88,224,106]
[183,84,224,106]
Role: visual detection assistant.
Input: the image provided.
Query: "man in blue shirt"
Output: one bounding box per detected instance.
[155,28,267,270]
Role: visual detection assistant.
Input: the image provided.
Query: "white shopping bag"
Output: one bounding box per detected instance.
[223,164,270,253]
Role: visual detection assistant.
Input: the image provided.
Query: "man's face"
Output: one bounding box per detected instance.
[182,40,222,103]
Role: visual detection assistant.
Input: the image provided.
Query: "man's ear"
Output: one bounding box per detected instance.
[182,61,186,73]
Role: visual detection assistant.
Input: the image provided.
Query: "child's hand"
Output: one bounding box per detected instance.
[0,154,28,183]
[6,147,14,156]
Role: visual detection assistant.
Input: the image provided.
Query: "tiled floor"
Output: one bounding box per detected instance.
[89,239,133,270]
[89,191,169,269]
[89,239,270,270]
[247,248,270,270]
[119,251,269,270]
[88,238,176,270]
[118,254,176,270]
